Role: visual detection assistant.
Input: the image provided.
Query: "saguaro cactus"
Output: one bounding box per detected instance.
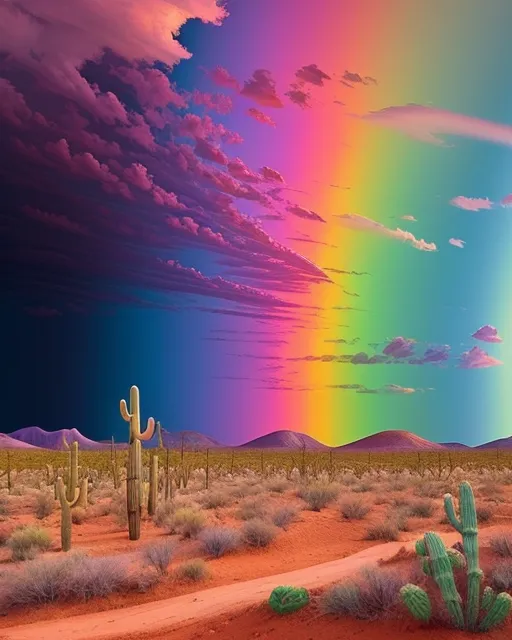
[156,421,164,449]
[148,454,158,517]
[120,385,155,540]
[56,476,87,552]
[401,481,512,632]
[66,441,79,502]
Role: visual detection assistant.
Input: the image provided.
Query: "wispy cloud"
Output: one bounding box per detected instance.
[335,214,437,252]
[450,196,493,211]
[449,238,465,248]
[246,108,276,126]
[295,64,331,87]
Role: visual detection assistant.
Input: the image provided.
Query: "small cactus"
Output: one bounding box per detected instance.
[148,455,158,517]
[479,593,512,632]
[400,584,432,622]
[56,476,87,552]
[268,586,309,615]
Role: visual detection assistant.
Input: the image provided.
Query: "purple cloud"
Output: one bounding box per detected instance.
[472,325,503,343]
[383,337,416,359]
[459,346,503,369]
[295,64,331,87]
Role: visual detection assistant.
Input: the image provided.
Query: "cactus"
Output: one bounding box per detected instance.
[111,436,120,489]
[156,421,164,449]
[120,385,155,541]
[268,586,309,615]
[479,593,512,632]
[66,441,79,503]
[444,481,482,630]
[148,455,158,517]
[56,476,87,552]
[6,450,11,494]
[164,448,172,501]
[402,481,512,632]
[400,584,432,622]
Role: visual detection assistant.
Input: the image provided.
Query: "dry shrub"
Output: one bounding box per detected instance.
[490,534,512,558]
[71,507,87,525]
[476,505,493,523]
[340,499,370,520]
[298,482,339,511]
[320,566,409,620]
[242,518,277,548]
[264,478,290,494]
[171,507,206,538]
[407,500,434,518]
[0,553,134,611]
[7,525,52,561]
[199,526,241,558]
[34,491,55,520]
[152,500,174,528]
[271,505,299,530]
[352,482,374,494]
[365,521,399,542]
[200,491,231,510]
[142,540,175,575]
[236,497,268,521]
[490,560,512,591]
[174,559,208,582]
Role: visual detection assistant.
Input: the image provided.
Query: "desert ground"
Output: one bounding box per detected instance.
[0,453,512,639]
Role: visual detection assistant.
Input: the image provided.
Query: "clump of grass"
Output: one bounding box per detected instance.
[271,505,299,530]
[407,500,434,518]
[391,506,411,532]
[171,507,206,538]
[174,559,208,582]
[352,482,373,494]
[490,534,512,558]
[242,518,278,547]
[490,560,512,591]
[476,505,493,523]
[298,482,339,511]
[34,492,55,520]
[0,553,134,610]
[414,482,443,498]
[142,540,175,575]
[236,498,268,521]
[320,567,408,620]
[0,497,8,517]
[6,525,52,561]
[340,499,370,520]
[365,521,399,542]
[229,482,259,499]
[199,526,241,558]
[200,491,231,510]
[71,507,87,525]
[264,478,290,494]
[152,500,175,528]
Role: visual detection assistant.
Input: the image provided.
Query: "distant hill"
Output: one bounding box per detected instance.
[143,429,224,450]
[0,433,41,449]
[336,430,445,452]
[475,436,512,450]
[239,430,329,450]
[7,427,110,450]
[440,442,473,450]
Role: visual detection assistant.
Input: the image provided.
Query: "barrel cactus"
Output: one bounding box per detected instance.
[268,586,309,614]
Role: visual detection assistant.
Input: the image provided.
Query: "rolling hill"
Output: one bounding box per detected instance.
[336,430,445,452]
[238,430,329,450]
[475,436,512,449]
[7,427,110,450]
[144,429,224,450]
[0,433,41,449]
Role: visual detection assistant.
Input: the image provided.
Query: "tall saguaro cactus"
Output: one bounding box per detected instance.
[120,385,155,541]
[56,476,87,552]
[66,441,79,502]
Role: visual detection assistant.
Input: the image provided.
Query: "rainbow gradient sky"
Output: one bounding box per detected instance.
[2,0,512,446]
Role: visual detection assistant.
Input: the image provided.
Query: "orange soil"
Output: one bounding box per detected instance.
[1,483,512,636]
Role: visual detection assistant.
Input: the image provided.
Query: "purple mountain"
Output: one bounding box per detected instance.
[475,436,512,449]
[238,430,329,450]
[336,430,445,452]
[440,442,473,450]
[144,429,224,450]
[0,433,41,449]
[7,427,110,450]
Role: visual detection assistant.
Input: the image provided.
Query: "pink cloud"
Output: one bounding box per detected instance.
[341,71,377,86]
[189,90,233,114]
[112,66,186,109]
[0,78,32,126]
[383,337,416,358]
[459,346,503,369]
[122,162,182,207]
[449,238,465,248]
[205,66,240,91]
[227,158,260,183]
[401,214,417,222]
[260,166,285,183]
[363,104,512,147]
[472,325,503,343]
[240,69,284,108]
[22,206,89,235]
[286,84,312,109]
[195,138,229,165]
[450,196,493,211]
[336,214,437,251]
[247,108,276,127]
[117,113,156,150]
[501,194,512,207]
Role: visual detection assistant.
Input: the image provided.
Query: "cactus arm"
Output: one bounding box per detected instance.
[424,532,464,629]
[446,548,466,569]
[443,493,463,533]
[481,586,497,611]
[478,593,512,632]
[415,538,427,556]
[120,399,131,422]
[400,584,432,622]
[138,416,156,442]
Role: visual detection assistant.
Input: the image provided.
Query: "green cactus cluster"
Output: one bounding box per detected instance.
[268,586,310,615]
[400,480,512,632]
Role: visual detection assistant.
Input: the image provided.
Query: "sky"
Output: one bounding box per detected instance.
[1,0,512,447]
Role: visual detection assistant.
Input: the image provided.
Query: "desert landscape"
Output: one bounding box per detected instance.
[0,390,511,640]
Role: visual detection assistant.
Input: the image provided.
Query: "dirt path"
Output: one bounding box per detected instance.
[0,526,505,640]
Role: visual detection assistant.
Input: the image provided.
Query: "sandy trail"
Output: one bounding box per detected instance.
[0,526,505,640]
